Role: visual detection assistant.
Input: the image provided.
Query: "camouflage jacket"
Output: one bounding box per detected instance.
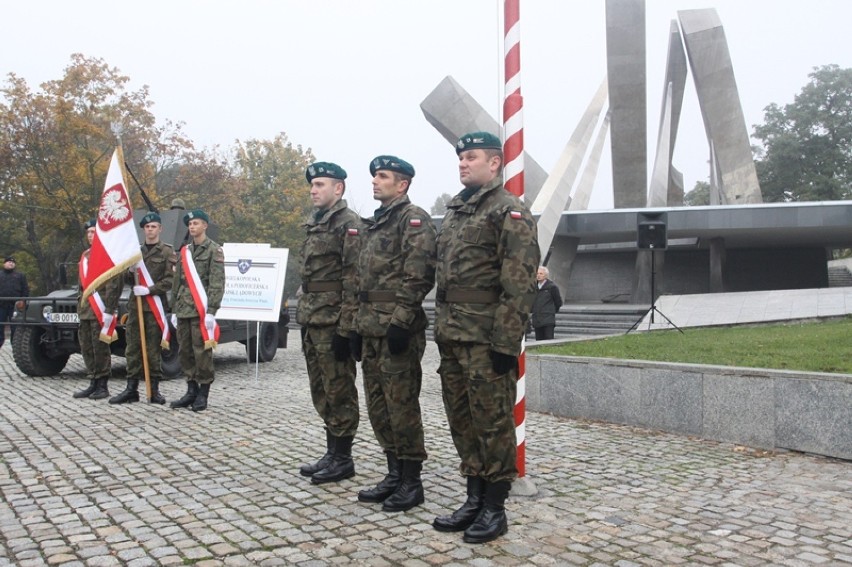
[171,237,225,318]
[434,176,540,355]
[297,199,362,334]
[77,249,123,321]
[355,195,437,338]
[125,241,177,311]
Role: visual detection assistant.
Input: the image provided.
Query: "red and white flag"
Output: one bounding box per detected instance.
[82,148,142,300]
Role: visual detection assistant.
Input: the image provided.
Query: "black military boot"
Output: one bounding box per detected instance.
[463,480,510,544]
[358,452,401,503]
[191,383,211,412]
[311,435,355,484]
[89,377,110,400]
[382,459,424,512]
[73,379,97,399]
[300,429,334,477]
[109,379,139,404]
[149,379,166,405]
[170,380,199,409]
[432,476,485,532]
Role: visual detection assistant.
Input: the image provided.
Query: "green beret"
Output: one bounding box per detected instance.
[139,212,162,227]
[183,209,210,226]
[84,218,97,230]
[456,131,502,154]
[370,155,415,178]
[306,162,347,183]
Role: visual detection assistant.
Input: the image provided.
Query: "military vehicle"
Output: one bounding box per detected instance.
[8,209,289,377]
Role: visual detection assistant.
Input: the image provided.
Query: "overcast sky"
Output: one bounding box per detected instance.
[2,1,850,215]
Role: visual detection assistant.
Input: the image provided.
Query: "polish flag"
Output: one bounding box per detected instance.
[82,148,143,300]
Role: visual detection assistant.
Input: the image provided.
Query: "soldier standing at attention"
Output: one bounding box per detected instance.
[109,212,176,405]
[432,132,539,544]
[169,209,225,412]
[352,155,436,512]
[297,162,362,485]
[73,219,123,400]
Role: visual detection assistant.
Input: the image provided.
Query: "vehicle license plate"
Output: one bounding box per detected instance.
[47,312,79,324]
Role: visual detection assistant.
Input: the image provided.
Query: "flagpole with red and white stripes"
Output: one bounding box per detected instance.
[502,0,528,479]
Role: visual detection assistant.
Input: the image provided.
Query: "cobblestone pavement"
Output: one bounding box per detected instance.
[0,340,850,567]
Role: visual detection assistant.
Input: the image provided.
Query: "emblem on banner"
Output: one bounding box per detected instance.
[237,259,252,274]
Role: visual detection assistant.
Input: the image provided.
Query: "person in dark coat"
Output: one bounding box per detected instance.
[531,266,562,340]
[0,256,29,348]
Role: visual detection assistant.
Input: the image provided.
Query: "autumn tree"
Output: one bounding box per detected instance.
[752,64,852,202]
[229,134,315,297]
[0,54,198,292]
[430,193,453,215]
[684,181,710,206]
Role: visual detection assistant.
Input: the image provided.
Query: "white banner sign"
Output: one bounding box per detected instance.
[217,243,288,323]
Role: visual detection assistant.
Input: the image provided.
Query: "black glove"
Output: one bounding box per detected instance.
[490,350,518,375]
[349,331,363,362]
[386,324,410,355]
[331,333,351,361]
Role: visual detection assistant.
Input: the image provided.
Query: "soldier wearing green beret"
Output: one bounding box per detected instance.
[169,209,225,412]
[352,155,436,512]
[432,132,540,543]
[109,212,176,405]
[73,218,123,400]
[297,161,363,484]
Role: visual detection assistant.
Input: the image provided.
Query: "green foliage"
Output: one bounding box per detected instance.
[753,64,852,202]
[684,180,710,206]
[532,316,852,374]
[430,193,453,215]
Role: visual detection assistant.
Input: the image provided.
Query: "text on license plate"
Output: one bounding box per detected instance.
[47,312,79,323]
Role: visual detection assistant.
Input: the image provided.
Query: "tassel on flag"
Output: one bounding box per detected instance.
[82,148,143,301]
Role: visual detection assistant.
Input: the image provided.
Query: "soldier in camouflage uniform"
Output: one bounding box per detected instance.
[73,219,123,400]
[432,132,539,544]
[169,209,225,412]
[352,155,436,512]
[297,161,362,485]
[109,212,176,405]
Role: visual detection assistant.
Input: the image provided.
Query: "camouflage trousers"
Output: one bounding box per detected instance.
[177,317,214,385]
[361,331,427,461]
[302,325,359,437]
[78,318,112,381]
[125,308,164,382]
[436,341,518,483]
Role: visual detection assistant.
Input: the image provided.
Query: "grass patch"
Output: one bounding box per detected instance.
[531,316,852,374]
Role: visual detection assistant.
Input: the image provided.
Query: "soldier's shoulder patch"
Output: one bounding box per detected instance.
[509,210,523,220]
[214,247,225,262]
[347,227,359,236]
[409,218,422,228]
[162,242,174,249]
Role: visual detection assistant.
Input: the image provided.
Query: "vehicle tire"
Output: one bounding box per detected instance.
[12,326,71,376]
[161,328,181,378]
[248,321,278,362]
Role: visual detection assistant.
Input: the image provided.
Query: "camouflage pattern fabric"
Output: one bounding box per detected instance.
[78,319,112,380]
[296,199,362,333]
[302,324,359,437]
[434,176,539,355]
[437,341,518,482]
[434,175,539,483]
[172,237,225,385]
[177,317,214,385]
[355,195,436,337]
[361,332,427,461]
[125,241,176,382]
[125,309,166,382]
[171,237,225,318]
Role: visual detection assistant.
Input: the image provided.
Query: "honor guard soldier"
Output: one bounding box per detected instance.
[110,212,176,404]
[73,218,124,400]
[297,161,363,484]
[352,156,436,512]
[432,132,539,543]
[169,209,225,412]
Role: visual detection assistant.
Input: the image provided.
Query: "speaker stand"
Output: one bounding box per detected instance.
[627,249,683,334]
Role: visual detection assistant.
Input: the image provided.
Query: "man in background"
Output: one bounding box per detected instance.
[0,256,28,349]
[531,266,563,340]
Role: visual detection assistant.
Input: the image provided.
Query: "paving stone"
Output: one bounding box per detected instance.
[0,343,849,565]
